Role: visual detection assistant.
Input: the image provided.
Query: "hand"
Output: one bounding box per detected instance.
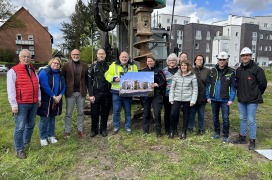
[190,103,194,107]
[170,101,173,104]
[207,99,211,103]
[89,96,95,103]
[12,106,18,114]
[115,77,120,82]
[38,101,41,107]
[152,83,158,88]
[227,101,233,106]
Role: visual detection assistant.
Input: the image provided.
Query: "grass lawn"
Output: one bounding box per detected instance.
[0,70,272,179]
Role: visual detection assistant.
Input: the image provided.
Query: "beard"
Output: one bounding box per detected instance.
[73,58,80,62]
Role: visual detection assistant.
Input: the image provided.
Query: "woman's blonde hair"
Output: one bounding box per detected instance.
[48,57,62,68]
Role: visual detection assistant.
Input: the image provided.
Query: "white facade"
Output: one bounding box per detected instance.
[212,25,242,66]
[151,13,190,29]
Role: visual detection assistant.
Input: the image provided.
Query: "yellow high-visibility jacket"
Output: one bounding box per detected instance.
[105,61,138,93]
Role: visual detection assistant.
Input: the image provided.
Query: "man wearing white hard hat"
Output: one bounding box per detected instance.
[206,51,236,143]
[232,47,267,150]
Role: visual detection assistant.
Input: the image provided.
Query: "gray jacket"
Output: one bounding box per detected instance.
[169,70,198,104]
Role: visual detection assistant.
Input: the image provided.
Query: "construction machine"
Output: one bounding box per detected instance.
[94,0,168,69]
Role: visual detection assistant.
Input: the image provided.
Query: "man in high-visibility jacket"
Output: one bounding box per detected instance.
[105,51,138,135]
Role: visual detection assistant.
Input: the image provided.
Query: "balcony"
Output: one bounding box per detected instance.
[15,40,34,45]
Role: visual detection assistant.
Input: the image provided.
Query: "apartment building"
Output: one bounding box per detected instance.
[0,7,53,62]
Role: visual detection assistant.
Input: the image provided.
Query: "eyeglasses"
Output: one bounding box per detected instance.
[20,56,31,59]
[72,54,80,56]
[52,62,60,65]
[218,59,226,61]
[241,54,251,57]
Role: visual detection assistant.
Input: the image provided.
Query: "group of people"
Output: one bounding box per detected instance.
[7,47,267,159]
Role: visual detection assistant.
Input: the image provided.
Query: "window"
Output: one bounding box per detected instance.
[223,43,228,51]
[270,35,272,40]
[206,31,210,40]
[259,46,262,51]
[184,20,189,24]
[266,34,269,40]
[252,45,256,53]
[265,46,268,51]
[260,34,263,39]
[195,30,202,40]
[252,32,257,37]
[264,23,268,27]
[206,43,210,52]
[28,35,34,40]
[16,34,22,40]
[269,46,272,51]
[167,18,170,24]
[174,19,177,24]
[235,32,239,36]
[178,44,182,48]
[29,46,34,51]
[235,44,239,50]
[195,43,199,49]
[206,56,210,63]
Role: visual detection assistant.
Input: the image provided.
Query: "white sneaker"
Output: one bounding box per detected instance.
[48,136,58,144]
[40,139,48,146]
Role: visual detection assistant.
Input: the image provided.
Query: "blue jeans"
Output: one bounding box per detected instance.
[14,103,38,152]
[211,101,229,138]
[238,102,258,139]
[39,116,56,139]
[112,93,132,130]
[64,92,85,132]
[188,103,206,130]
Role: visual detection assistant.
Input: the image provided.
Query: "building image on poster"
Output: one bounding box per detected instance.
[119,72,154,97]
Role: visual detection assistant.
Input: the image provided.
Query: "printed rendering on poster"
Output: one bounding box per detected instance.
[119,72,154,97]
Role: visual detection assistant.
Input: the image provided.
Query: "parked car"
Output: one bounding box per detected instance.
[204,63,216,69]
[37,65,48,73]
[0,65,9,72]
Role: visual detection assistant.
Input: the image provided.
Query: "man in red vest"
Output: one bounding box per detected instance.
[7,49,41,159]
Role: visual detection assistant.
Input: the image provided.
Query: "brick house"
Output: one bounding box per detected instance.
[0,7,53,62]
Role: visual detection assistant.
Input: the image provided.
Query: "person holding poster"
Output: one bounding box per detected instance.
[105,51,138,135]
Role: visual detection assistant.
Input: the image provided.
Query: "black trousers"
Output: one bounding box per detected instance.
[170,101,190,134]
[142,94,163,132]
[163,96,171,132]
[91,91,111,132]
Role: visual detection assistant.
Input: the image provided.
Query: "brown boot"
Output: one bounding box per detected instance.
[231,134,247,144]
[248,139,256,150]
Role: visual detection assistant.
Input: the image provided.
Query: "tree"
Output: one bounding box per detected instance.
[0,0,24,29]
[61,0,98,51]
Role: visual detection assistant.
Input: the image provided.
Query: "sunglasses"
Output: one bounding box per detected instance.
[241,54,251,57]
[218,59,226,61]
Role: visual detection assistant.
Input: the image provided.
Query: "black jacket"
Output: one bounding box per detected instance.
[88,60,111,96]
[192,66,210,104]
[236,60,267,103]
[141,66,166,95]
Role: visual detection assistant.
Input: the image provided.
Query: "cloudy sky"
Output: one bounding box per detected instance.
[10,0,272,49]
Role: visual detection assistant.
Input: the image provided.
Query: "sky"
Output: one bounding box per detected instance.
[10,0,272,49]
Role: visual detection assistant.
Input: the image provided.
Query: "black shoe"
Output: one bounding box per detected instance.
[248,139,256,150]
[188,128,193,133]
[90,131,98,137]
[17,150,27,159]
[156,130,162,137]
[168,132,174,139]
[101,130,108,137]
[180,133,186,140]
[197,130,204,135]
[232,134,247,144]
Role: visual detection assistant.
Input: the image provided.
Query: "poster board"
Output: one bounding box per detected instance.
[119,72,154,97]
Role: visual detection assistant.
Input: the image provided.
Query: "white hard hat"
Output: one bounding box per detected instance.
[240,47,252,55]
[216,51,230,59]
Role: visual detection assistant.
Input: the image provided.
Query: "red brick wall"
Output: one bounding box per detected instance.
[0,8,52,62]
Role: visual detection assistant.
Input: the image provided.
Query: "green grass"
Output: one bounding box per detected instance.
[0,70,272,179]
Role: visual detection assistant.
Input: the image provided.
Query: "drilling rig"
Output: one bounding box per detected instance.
[94,0,168,69]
